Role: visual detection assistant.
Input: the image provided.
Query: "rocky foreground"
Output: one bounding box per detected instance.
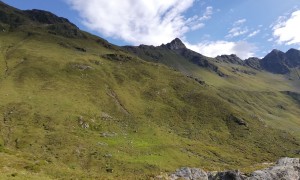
[157,157,300,180]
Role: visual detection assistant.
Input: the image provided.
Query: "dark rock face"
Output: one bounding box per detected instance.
[210,170,246,180]
[260,49,290,74]
[167,157,300,180]
[244,57,261,70]
[178,48,227,77]
[285,48,300,67]
[216,54,244,65]
[24,9,77,27]
[0,1,85,38]
[166,38,187,50]
[259,48,300,74]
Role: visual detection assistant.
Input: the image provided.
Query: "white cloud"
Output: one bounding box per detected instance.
[199,6,213,21]
[185,41,256,59]
[190,23,205,30]
[186,6,213,31]
[226,27,248,38]
[273,10,300,45]
[226,18,248,38]
[66,0,214,45]
[234,19,246,26]
[248,30,260,38]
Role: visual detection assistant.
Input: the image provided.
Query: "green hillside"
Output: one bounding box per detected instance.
[125,41,300,139]
[0,2,300,179]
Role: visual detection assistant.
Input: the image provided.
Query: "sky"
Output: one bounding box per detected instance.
[3,0,300,59]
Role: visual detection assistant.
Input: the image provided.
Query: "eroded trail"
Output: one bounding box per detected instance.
[2,35,30,78]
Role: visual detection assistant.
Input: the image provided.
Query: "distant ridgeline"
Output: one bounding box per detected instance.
[125,38,300,76]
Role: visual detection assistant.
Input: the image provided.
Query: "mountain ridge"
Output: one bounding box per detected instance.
[0,2,86,38]
[126,37,300,75]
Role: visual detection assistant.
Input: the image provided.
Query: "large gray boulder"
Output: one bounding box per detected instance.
[248,157,300,180]
[167,158,300,180]
[169,167,208,180]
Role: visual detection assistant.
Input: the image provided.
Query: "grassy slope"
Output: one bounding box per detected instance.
[125,45,300,138]
[0,29,299,179]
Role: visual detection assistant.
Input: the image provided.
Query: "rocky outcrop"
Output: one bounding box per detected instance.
[165,38,187,50]
[169,167,208,180]
[102,53,135,62]
[244,57,261,70]
[216,54,244,65]
[249,157,300,180]
[180,48,226,77]
[165,157,300,180]
[24,9,77,27]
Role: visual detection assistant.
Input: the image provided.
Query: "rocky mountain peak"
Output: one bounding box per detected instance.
[286,48,300,57]
[264,49,286,60]
[286,48,300,53]
[260,49,290,74]
[285,48,300,67]
[166,38,186,50]
[270,49,283,53]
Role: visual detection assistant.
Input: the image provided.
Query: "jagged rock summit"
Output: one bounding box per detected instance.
[260,49,290,74]
[165,38,187,50]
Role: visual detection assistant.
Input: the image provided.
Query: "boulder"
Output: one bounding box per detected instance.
[170,167,208,180]
[210,170,246,180]
[167,158,300,180]
[249,158,300,180]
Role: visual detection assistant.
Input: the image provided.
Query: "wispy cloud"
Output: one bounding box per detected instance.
[234,18,246,26]
[272,10,300,45]
[66,0,214,45]
[227,27,248,38]
[226,18,248,38]
[248,30,260,38]
[199,6,213,21]
[186,40,256,59]
[186,6,214,31]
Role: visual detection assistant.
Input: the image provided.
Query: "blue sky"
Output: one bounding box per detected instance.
[3,0,300,59]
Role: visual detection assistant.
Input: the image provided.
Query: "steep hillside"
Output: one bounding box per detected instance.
[124,38,300,145]
[0,2,300,179]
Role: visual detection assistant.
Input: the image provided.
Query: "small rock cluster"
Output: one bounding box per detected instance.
[165,157,300,180]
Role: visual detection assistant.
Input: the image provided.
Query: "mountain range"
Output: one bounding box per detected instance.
[0,1,300,179]
[125,37,300,76]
